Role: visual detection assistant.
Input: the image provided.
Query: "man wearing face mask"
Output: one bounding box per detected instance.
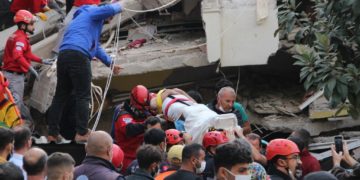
[207,87,251,135]
[126,145,163,180]
[74,131,125,179]
[112,85,156,173]
[165,143,205,180]
[0,127,14,164]
[214,139,253,180]
[266,139,302,180]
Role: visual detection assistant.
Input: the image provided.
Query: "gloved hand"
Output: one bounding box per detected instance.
[42,6,51,12]
[36,12,48,21]
[42,58,55,65]
[29,66,39,80]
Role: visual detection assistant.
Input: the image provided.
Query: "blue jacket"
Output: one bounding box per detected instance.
[60,3,122,67]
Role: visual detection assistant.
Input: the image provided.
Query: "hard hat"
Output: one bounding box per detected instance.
[266,138,300,161]
[167,144,184,162]
[202,131,229,149]
[14,10,36,24]
[130,85,150,110]
[166,129,183,145]
[111,144,124,168]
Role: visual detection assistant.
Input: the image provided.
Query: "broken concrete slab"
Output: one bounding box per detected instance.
[92,32,209,78]
[127,25,157,41]
[311,140,360,161]
[309,96,349,119]
[248,94,302,115]
[309,139,359,151]
[251,114,360,136]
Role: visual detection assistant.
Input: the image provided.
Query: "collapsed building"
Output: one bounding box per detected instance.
[1,0,360,166]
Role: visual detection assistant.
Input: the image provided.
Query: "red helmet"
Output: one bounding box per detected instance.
[166,129,183,145]
[266,139,300,161]
[14,10,36,24]
[130,85,151,110]
[202,131,229,149]
[111,144,124,168]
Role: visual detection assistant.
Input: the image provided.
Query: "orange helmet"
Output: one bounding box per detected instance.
[111,144,124,168]
[130,85,152,111]
[166,129,183,145]
[266,139,300,161]
[14,10,36,24]
[202,131,229,149]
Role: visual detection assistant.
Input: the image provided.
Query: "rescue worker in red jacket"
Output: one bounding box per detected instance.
[2,10,51,121]
[10,0,50,21]
[111,85,156,173]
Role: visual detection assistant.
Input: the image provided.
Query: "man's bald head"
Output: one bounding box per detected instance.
[23,147,48,176]
[86,131,113,160]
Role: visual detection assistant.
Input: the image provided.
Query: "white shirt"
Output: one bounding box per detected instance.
[162,95,194,121]
[9,152,27,180]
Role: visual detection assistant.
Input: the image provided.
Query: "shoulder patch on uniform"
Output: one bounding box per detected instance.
[16,42,25,47]
[123,118,132,124]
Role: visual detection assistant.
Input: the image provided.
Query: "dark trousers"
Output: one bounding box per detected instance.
[47,50,91,136]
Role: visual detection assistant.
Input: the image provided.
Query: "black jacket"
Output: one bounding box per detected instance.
[74,156,125,180]
[126,168,154,180]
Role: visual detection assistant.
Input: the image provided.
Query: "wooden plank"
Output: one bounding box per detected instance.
[298,89,324,110]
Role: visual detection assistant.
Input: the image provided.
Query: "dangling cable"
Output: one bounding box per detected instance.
[92,14,122,131]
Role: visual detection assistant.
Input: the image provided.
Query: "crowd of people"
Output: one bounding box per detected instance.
[1,0,360,179]
[1,120,360,180]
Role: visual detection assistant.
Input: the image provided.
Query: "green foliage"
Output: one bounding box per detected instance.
[277,0,360,118]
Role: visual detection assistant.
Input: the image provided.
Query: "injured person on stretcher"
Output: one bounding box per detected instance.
[148,88,240,144]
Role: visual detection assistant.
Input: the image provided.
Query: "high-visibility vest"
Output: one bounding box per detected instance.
[0,72,23,128]
[154,170,176,180]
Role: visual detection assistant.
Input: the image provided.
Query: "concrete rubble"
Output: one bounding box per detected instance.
[92,32,208,78]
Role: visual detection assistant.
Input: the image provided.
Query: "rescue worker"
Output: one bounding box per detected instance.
[112,144,125,172]
[112,85,156,173]
[46,1,123,144]
[10,0,50,21]
[266,139,302,180]
[202,131,229,180]
[165,129,184,150]
[155,145,184,180]
[2,10,51,122]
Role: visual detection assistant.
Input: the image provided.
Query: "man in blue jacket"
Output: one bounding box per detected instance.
[47,1,123,143]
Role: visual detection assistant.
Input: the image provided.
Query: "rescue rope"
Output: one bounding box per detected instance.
[89,83,103,123]
[92,14,122,131]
